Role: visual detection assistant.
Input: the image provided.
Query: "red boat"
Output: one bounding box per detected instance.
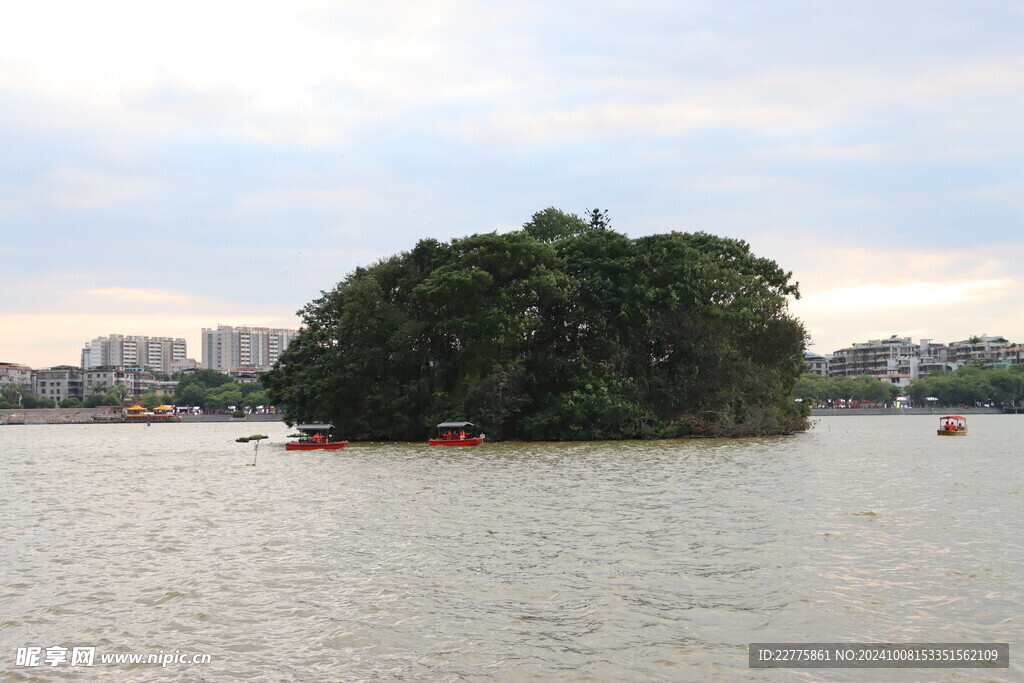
[286,441,348,451]
[937,415,968,436]
[429,421,485,447]
[286,424,349,451]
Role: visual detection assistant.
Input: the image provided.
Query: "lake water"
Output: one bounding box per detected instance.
[1,416,1020,681]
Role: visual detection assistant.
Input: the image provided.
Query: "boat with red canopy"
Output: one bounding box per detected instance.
[429,421,485,447]
[937,415,968,436]
[286,424,349,450]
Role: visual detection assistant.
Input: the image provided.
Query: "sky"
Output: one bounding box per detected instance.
[1,0,1021,368]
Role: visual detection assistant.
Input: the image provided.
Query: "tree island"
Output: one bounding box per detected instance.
[263,208,809,440]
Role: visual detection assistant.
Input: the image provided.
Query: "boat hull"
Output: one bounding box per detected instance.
[286,441,349,450]
[428,437,484,447]
[937,430,968,436]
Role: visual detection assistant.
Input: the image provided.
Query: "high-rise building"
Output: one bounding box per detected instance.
[201,325,298,372]
[81,335,187,374]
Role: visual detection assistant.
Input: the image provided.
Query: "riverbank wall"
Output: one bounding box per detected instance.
[810,406,1005,416]
[0,408,285,425]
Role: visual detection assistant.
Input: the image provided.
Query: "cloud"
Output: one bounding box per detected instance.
[234,188,375,211]
[1,1,1020,369]
[786,274,1019,352]
[81,288,194,304]
[478,101,816,144]
[798,279,1010,313]
[45,167,164,210]
[746,235,1024,353]
[132,74,258,118]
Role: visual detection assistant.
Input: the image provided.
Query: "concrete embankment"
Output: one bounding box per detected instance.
[0,408,284,425]
[180,414,284,423]
[810,407,1004,416]
[1,408,115,424]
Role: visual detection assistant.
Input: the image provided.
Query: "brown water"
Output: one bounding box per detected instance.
[1,416,1021,681]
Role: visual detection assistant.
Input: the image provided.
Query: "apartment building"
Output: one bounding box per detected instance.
[829,337,921,378]
[948,335,1013,364]
[82,367,157,399]
[803,352,829,376]
[170,358,200,374]
[993,345,1024,366]
[0,362,32,388]
[32,367,84,403]
[826,334,1020,382]
[82,334,187,374]
[201,325,298,372]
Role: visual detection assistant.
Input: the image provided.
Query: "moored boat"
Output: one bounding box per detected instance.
[123,404,182,423]
[429,421,485,447]
[286,423,348,450]
[937,415,968,436]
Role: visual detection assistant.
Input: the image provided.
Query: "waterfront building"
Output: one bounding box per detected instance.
[0,362,33,389]
[170,358,200,374]
[32,367,84,403]
[201,325,298,372]
[992,344,1024,366]
[826,334,1017,380]
[227,369,263,384]
[83,367,133,399]
[828,336,920,379]
[803,352,829,376]
[82,334,187,374]
[155,381,179,396]
[948,335,1013,364]
[82,367,159,399]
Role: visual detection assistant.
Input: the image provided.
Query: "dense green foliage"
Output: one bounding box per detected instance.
[793,373,900,405]
[794,364,1024,407]
[906,363,1024,406]
[0,386,56,409]
[172,370,269,410]
[0,371,269,412]
[264,208,810,440]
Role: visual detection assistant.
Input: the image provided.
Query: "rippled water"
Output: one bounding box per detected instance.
[1,416,1021,681]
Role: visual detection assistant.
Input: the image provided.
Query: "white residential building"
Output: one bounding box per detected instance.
[827,335,1015,380]
[201,325,299,372]
[949,335,1013,364]
[82,335,187,374]
[829,336,920,379]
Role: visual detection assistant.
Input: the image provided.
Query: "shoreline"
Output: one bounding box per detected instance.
[0,408,285,425]
[4,406,1019,426]
[810,406,1008,416]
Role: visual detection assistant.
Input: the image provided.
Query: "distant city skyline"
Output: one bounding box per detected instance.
[5,323,1022,371]
[2,2,1021,368]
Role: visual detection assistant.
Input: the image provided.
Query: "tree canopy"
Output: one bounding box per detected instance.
[170,371,268,410]
[263,209,809,440]
[906,363,1024,406]
[793,373,900,405]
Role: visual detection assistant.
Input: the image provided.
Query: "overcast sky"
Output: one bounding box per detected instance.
[2,0,1021,368]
